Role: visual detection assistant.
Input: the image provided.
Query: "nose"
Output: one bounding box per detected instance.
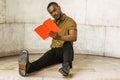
[52,12,57,16]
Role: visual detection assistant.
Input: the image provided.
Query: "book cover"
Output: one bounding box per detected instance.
[34,18,60,40]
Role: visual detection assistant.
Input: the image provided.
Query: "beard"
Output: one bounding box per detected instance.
[54,13,62,21]
[54,15,59,20]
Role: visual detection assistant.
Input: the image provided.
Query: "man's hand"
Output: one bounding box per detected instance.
[48,29,77,41]
[48,31,61,39]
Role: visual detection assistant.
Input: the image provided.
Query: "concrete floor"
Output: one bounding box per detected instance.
[0,54,120,80]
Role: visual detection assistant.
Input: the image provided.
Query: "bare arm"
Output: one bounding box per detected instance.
[48,29,77,41]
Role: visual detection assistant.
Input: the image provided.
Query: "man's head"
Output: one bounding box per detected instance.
[47,2,62,20]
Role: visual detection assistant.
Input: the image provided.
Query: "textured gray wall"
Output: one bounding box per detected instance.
[0,0,24,57]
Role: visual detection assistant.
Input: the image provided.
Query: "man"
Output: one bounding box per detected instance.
[19,2,77,76]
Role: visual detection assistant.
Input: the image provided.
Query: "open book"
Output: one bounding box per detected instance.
[34,18,60,40]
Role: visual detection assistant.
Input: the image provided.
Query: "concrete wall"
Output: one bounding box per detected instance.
[0,0,120,58]
[0,0,24,57]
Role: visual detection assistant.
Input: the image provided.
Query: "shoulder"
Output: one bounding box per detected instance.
[65,15,76,25]
[65,16,77,28]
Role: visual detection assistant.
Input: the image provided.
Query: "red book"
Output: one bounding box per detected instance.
[34,18,60,40]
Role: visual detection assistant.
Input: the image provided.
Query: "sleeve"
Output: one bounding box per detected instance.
[67,19,77,30]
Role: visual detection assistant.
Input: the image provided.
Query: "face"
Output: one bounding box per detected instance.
[47,4,62,20]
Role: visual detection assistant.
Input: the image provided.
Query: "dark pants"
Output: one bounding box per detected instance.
[28,41,74,73]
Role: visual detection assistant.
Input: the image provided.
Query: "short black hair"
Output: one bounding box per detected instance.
[47,2,59,9]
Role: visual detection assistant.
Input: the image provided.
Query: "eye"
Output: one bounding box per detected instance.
[53,8,57,12]
[49,8,57,15]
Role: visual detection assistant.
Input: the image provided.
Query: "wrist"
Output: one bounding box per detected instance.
[54,34,61,40]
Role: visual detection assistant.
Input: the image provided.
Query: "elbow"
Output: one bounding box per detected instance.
[74,38,77,41]
[73,38,77,42]
[73,36,77,42]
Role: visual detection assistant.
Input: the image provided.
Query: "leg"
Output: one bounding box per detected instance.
[28,49,60,73]
[62,41,74,68]
[59,41,74,76]
[18,49,61,76]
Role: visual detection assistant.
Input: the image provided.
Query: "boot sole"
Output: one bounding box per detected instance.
[59,68,69,76]
[18,50,28,76]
